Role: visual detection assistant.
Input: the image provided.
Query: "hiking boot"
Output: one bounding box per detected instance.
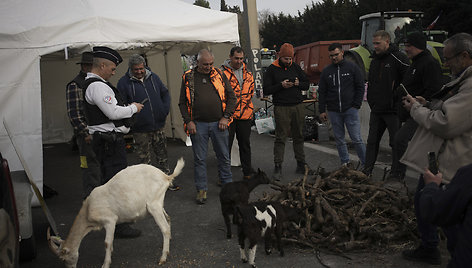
[168,184,181,191]
[361,166,373,177]
[243,168,257,180]
[385,172,405,182]
[115,223,141,239]
[196,190,207,204]
[272,164,282,181]
[296,162,314,175]
[341,162,353,168]
[402,245,441,265]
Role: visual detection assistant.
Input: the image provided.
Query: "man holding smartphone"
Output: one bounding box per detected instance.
[263,43,313,180]
[388,32,443,181]
[401,33,472,265]
[419,163,472,268]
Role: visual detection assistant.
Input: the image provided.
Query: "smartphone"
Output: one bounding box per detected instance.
[428,151,438,175]
[141,98,149,104]
[399,83,410,96]
[288,78,296,83]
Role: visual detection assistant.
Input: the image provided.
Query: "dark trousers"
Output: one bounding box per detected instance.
[415,176,440,248]
[92,132,128,184]
[273,103,305,165]
[229,119,253,176]
[391,118,418,176]
[416,176,459,254]
[364,112,399,172]
[76,134,101,199]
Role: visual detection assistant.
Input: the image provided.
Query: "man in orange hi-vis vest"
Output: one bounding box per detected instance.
[221,46,255,179]
[179,49,236,205]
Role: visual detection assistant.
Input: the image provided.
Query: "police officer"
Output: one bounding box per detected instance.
[84,46,144,238]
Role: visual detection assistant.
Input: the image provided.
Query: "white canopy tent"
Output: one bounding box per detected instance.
[0,0,239,196]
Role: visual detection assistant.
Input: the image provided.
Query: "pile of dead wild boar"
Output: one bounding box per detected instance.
[259,166,418,252]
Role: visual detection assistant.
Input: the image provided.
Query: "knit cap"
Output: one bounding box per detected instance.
[405,32,427,50]
[279,43,294,58]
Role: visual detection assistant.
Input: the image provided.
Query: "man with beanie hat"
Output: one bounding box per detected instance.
[83,46,144,238]
[263,43,313,180]
[66,52,102,199]
[388,32,443,182]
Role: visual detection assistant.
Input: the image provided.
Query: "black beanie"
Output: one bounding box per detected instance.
[405,32,427,50]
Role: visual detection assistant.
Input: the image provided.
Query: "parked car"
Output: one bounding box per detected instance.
[0,152,36,267]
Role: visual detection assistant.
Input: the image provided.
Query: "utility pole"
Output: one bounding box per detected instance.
[242,0,263,98]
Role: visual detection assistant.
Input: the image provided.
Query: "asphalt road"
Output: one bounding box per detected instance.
[20,132,449,268]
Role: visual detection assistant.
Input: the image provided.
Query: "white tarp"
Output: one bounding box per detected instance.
[0,0,239,194]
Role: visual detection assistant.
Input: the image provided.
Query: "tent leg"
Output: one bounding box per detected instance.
[163,50,175,139]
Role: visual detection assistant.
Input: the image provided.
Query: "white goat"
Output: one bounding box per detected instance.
[47,157,185,268]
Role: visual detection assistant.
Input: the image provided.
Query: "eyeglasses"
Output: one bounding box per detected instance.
[443,51,464,63]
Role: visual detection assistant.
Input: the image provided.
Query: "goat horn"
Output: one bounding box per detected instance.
[47,227,63,255]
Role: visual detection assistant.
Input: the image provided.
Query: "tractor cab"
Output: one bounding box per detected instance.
[346,11,448,78]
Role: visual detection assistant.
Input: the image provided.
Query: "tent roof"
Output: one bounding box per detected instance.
[0,0,239,51]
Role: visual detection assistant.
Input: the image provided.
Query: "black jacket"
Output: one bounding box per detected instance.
[367,45,409,113]
[420,164,472,268]
[262,59,309,106]
[398,50,443,121]
[318,59,365,113]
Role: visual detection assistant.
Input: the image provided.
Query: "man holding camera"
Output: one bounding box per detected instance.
[263,43,312,180]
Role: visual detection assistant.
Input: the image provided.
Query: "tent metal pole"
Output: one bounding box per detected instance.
[163,49,175,139]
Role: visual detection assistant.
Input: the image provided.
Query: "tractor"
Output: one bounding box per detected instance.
[344,11,448,78]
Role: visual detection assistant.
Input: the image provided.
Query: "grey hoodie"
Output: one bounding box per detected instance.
[223,59,243,88]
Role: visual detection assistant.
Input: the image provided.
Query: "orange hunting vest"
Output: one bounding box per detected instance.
[182,67,231,131]
[221,63,254,120]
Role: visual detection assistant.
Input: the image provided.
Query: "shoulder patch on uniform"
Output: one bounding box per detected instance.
[103,95,113,104]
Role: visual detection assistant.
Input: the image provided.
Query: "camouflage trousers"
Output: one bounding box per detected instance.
[133,130,170,174]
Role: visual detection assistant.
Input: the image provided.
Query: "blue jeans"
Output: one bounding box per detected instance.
[327,107,366,165]
[190,121,232,191]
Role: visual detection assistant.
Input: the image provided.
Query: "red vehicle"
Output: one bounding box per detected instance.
[294,40,361,85]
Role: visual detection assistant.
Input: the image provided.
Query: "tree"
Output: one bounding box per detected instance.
[193,0,210,9]
[220,0,228,11]
[259,0,472,48]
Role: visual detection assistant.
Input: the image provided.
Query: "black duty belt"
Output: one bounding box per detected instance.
[94,131,124,142]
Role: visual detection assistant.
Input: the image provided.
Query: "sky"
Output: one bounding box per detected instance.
[180,0,319,16]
